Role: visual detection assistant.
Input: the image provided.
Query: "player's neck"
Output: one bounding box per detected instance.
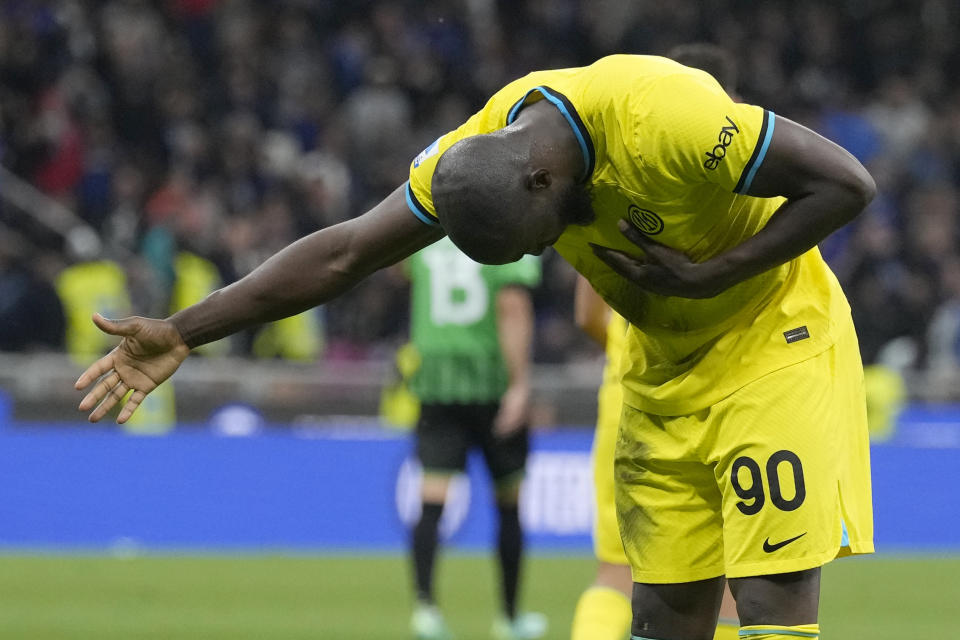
[509,100,584,181]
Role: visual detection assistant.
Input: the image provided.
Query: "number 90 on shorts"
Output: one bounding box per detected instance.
[614,327,874,584]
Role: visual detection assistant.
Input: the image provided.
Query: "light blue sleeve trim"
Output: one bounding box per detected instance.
[737,110,775,194]
[405,182,440,227]
[535,90,591,180]
[506,94,528,125]
[507,86,592,181]
[739,628,818,638]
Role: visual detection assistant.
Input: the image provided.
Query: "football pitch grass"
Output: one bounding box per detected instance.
[0,552,954,639]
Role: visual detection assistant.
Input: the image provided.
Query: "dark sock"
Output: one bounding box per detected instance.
[412,502,444,603]
[497,502,522,619]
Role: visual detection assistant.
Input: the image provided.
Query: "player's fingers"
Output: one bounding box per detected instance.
[591,244,646,279]
[88,381,129,423]
[117,390,147,424]
[75,353,116,389]
[590,243,628,264]
[92,313,140,338]
[617,218,651,245]
[78,370,120,411]
[617,220,667,262]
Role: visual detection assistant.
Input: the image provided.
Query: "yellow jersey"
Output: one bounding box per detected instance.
[408,54,852,414]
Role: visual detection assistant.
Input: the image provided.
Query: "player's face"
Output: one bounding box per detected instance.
[488,214,560,264]
[557,179,596,227]
[448,179,595,265]
[524,211,565,257]
[512,180,594,260]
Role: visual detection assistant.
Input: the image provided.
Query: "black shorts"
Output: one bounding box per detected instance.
[416,402,529,482]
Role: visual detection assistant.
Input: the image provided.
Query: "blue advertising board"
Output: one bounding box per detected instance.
[0,405,957,551]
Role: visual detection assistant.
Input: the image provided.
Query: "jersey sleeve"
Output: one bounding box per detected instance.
[408,122,477,227]
[638,72,775,194]
[406,135,445,227]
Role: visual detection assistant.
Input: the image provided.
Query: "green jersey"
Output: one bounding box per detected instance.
[409,237,541,404]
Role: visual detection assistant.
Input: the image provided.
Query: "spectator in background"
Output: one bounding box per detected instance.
[928,256,960,375]
[0,234,65,352]
[55,234,131,365]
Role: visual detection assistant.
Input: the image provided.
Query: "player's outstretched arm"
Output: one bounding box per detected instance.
[169,185,443,347]
[76,185,444,422]
[593,115,876,298]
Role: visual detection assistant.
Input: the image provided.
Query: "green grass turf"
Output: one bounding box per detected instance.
[0,552,954,639]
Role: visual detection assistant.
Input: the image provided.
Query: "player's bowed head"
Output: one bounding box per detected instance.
[432,129,594,265]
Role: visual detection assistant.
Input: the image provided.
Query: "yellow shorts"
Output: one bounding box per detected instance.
[592,376,629,565]
[615,321,874,583]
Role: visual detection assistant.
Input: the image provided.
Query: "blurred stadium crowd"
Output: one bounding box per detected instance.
[2,0,960,386]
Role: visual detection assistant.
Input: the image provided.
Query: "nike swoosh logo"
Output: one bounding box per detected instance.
[762,532,807,553]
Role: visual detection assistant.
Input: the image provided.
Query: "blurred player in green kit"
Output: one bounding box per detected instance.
[406,237,546,640]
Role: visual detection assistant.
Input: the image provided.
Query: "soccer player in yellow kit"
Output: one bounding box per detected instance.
[77,54,874,640]
[571,44,744,640]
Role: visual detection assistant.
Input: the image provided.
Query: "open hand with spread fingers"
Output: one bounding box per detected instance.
[75,313,191,423]
[591,219,734,299]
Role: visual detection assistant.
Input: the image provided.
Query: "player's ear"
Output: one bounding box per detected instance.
[526,168,552,192]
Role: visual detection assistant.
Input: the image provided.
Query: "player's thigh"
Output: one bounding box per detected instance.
[416,403,470,477]
[616,404,725,584]
[711,344,855,580]
[631,577,726,640]
[728,567,820,626]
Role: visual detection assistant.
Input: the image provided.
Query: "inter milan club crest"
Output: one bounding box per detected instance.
[627,204,664,235]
